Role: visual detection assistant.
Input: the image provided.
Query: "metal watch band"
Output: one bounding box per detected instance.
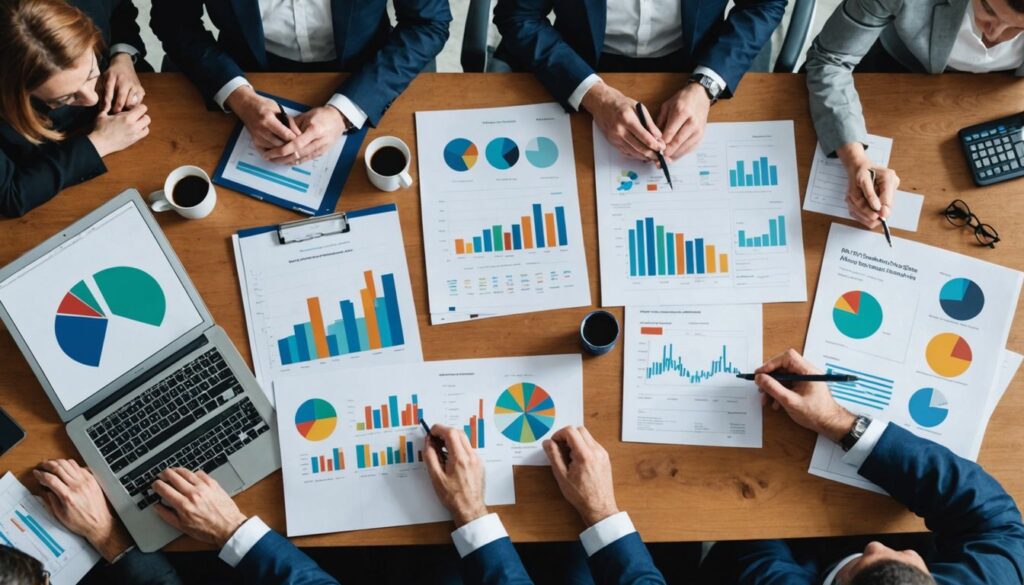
[689,74,722,104]
[840,415,871,452]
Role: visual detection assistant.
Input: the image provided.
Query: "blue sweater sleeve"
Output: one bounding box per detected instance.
[692,0,786,95]
[588,533,667,585]
[460,537,533,585]
[858,425,1024,585]
[235,531,340,585]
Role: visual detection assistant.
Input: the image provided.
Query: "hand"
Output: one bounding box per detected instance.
[423,424,488,527]
[33,460,132,562]
[581,82,664,162]
[100,53,145,114]
[543,426,619,526]
[265,106,348,165]
[836,142,900,229]
[656,82,711,161]
[225,85,299,151]
[151,468,248,548]
[754,349,857,442]
[87,104,151,157]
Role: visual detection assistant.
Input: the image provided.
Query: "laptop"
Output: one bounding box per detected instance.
[0,190,280,552]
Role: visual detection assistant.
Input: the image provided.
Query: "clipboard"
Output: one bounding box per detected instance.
[213,93,367,216]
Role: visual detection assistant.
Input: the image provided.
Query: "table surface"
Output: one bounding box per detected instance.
[1,72,1021,550]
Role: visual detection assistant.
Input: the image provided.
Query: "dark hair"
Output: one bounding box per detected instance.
[850,560,936,585]
[0,545,47,585]
[1011,0,1024,13]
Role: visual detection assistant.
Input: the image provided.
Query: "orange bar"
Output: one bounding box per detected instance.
[319,455,326,471]
[360,274,382,350]
[640,326,663,335]
[470,416,478,449]
[401,409,409,427]
[380,451,387,466]
[521,216,534,248]
[326,458,332,472]
[381,404,389,428]
[363,445,371,467]
[455,239,465,254]
[544,213,556,248]
[466,243,474,253]
[339,451,345,470]
[306,298,329,359]
[719,253,729,273]
[647,183,657,191]
[399,435,406,463]
[706,245,717,273]
[479,398,484,420]
[504,232,512,250]
[675,234,685,275]
[364,406,373,429]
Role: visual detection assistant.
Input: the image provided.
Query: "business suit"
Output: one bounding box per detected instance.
[83,548,183,585]
[493,0,786,110]
[699,424,1024,584]
[234,530,340,585]
[806,0,1024,155]
[150,0,450,126]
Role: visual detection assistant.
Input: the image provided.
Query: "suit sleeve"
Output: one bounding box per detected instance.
[0,134,106,217]
[492,0,596,110]
[858,424,1024,585]
[149,0,246,102]
[692,0,786,96]
[108,0,147,58]
[460,537,533,585]
[234,530,340,585]
[588,533,666,585]
[337,0,451,127]
[699,539,817,585]
[85,548,183,585]
[805,0,903,154]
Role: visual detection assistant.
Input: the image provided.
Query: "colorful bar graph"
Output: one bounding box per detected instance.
[355,436,422,469]
[15,509,63,558]
[277,270,406,366]
[738,215,788,248]
[453,203,569,255]
[356,394,423,430]
[462,399,486,449]
[645,343,740,383]
[628,217,728,277]
[729,156,779,187]
[310,448,346,474]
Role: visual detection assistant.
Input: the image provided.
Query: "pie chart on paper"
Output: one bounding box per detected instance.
[443,138,478,172]
[294,398,337,441]
[908,387,950,428]
[925,333,973,378]
[485,137,520,170]
[939,277,985,321]
[832,290,883,339]
[494,382,556,443]
[524,137,559,168]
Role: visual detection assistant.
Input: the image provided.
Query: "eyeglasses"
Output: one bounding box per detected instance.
[944,199,1000,248]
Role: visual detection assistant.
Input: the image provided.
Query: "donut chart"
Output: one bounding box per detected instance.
[494,382,555,443]
[939,277,985,321]
[925,333,973,378]
[294,398,337,441]
[486,138,519,170]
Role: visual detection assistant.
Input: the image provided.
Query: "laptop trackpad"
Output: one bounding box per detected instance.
[209,464,244,495]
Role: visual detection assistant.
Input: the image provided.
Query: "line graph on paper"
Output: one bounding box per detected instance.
[636,327,752,389]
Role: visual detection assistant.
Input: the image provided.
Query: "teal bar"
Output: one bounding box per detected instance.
[492,225,503,251]
[355,318,370,350]
[656,225,666,276]
[374,298,393,347]
[778,215,787,245]
[666,232,676,275]
[287,337,300,363]
[738,230,746,247]
[302,324,317,361]
[769,219,779,246]
[328,321,349,355]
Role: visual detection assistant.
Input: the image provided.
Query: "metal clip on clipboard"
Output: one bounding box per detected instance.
[277,213,350,244]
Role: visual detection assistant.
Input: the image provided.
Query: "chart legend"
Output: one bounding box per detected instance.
[628,218,729,277]
[453,203,569,255]
[357,394,423,430]
[737,215,788,248]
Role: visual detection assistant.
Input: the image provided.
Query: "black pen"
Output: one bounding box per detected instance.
[420,419,447,461]
[634,102,673,190]
[868,169,893,247]
[735,373,860,383]
[275,101,290,128]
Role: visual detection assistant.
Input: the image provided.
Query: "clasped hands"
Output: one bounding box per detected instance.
[226,86,348,165]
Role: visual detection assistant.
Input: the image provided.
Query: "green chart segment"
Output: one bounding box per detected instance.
[494,382,556,443]
[54,267,167,367]
[832,290,883,339]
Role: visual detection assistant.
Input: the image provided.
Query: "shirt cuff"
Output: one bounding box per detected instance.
[327,94,368,130]
[214,77,252,113]
[693,66,728,93]
[568,74,604,112]
[841,419,888,469]
[109,44,140,61]
[218,516,271,568]
[450,513,507,558]
[579,511,636,557]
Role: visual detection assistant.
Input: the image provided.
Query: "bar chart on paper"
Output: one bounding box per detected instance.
[737,215,788,248]
[308,448,346,474]
[729,155,779,188]
[355,436,424,469]
[462,399,486,448]
[628,217,729,277]
[357,394,424,430]
[453,203,569,255]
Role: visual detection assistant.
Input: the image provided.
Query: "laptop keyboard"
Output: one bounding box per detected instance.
[87,349,244,474]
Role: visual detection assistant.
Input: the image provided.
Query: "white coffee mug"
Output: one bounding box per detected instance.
[149,166,217,219]
[365,136,414,192]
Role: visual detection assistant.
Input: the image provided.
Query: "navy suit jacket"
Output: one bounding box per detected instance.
[236,530,339,584]
[493,0,785,110]
[710,425,1024,584]
[150,0,450,126]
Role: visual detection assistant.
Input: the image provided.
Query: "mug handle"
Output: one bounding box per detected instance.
[398,171,413,189]
[148,190,173,213]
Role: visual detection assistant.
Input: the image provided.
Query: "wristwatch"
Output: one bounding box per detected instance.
[688,73,724,105]
[839,415,872,452]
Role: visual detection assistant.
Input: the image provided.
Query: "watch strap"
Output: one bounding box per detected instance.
[840,415,871,452]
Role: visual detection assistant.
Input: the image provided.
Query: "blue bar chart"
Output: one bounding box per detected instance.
[645,343,741,383]
[729,156,779,188]
[454,203,569,255]
[628,217,729,277]
[737,215,788,248]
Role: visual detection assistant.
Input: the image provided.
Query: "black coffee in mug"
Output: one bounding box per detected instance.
[370,146,407,177]
[172,175,210,208]
[582,311,619,348]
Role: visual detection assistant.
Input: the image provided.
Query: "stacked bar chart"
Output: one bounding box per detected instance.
[277,270,406,365]
[645,343,740,383]
[738,215,788,248]
[627,217,730,277]
[462,399,486,449]
[357,394,423,430]
[355,436,422,469]
[729,156,779,187]
[453,203,569,255]
[310,448,346,474]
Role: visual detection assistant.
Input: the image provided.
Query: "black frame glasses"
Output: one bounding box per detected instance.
[944,199,1000,248]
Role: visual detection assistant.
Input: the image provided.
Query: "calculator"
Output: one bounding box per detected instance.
[959,113,1024,186]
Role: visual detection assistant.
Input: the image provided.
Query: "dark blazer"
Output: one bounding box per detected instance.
[493,0,785,110]
[73,0,151,70]
[236,530,339,585]
[83,548,182,585]
[150,0,451,126]
[702,425,1024,584]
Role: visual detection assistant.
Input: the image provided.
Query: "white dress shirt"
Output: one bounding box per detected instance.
[451,511,638,559]
[946,1,1024,73]
[213,0,368,128]
[219,516,272,567]
[569,0,726,110]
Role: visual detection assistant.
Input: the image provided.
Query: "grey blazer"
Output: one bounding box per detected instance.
[806,0,1024,155]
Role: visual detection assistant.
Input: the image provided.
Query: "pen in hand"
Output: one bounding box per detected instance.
[420,419,448,463]
[735,373,859,383]
[634,102,674,190]
[867,168,893,247]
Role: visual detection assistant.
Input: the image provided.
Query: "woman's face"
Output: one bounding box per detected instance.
[975,0,1024,45]
[30,49,100,109]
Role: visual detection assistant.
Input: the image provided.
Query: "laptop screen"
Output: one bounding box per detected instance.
[0,202,204,411]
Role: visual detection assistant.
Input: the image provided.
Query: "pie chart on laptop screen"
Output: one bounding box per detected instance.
[54,267,167,367]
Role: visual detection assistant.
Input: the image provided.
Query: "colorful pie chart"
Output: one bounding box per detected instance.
[485,137,519,170]
[494,382,555,443]
[939,277,985,321]
[443,138,478,172]
[908,387,950,428]
[524,137,559,168]
[925,333,973,378]
[832,290,883,339]
[294,398,337,441]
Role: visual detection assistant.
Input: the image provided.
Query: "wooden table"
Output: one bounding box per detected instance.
[1,73,1021,550]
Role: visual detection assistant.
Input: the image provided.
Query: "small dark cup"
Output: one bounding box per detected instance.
[580,310,620,356]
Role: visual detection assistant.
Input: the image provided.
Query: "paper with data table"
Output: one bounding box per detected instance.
[594,120,807,306]
[232,204,423,399]
[0,473,100,585]
[416,104,591,323]
[804,223,1023,492]
[274,354,584,536]
[623,305,763,448]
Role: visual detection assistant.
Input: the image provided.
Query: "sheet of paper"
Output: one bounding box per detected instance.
[805,223,1023,492]
[0,473,100,585]
[594,120,808,306]
[274,354,584,536]
[622,305,763,448]
[416,104,591,320]
[803,135,925,232]
[233,205,423,400]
